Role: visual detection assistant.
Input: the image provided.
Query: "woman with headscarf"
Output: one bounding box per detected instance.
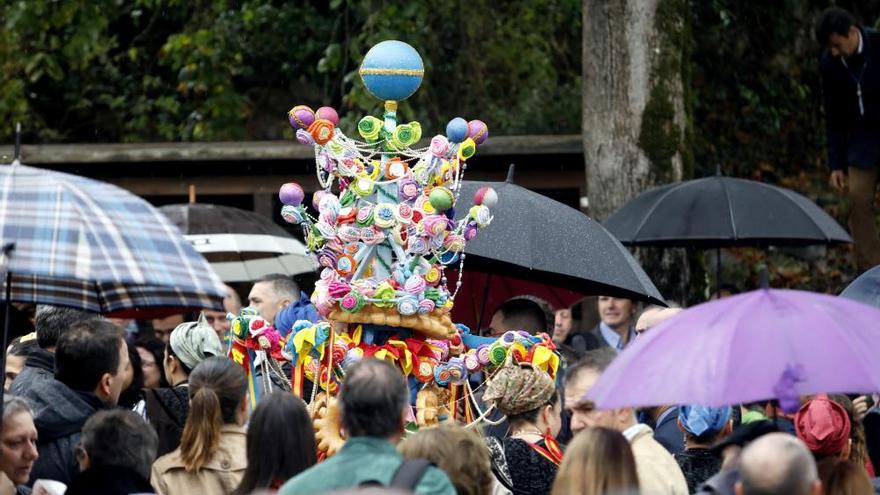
[674,405,732,493]
[483,363,562,495]
[796,394,853,461]
[142,313,225,457]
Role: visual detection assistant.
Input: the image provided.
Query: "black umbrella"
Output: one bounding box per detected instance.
[604,176,851,248]
[840,265,880,309]
[603,175,852,291]
[456,167,666,307]
[160,203,316,282]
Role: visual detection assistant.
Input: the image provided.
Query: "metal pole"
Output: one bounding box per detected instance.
[0,243,15,421]
[716,247,722,294]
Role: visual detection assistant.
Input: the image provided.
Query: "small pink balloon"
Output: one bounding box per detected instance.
[316,107,339,126]
[279,182,305,206]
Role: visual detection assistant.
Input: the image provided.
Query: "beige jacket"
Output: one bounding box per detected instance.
[151,424,247,495]
[627,424,688,495]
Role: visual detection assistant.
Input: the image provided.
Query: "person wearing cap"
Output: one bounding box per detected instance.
[675,405,733,493]
[796,394,853,461]
[140,313,224,457]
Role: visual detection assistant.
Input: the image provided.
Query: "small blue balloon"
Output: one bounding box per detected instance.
[446,117,469,143]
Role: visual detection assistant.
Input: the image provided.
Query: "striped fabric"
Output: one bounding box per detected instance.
[0,163,226,316]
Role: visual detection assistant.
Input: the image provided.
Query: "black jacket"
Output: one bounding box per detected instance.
[9,348,55,402]
[143,385,190,457]
[66,464,154,495]
[820,26,880,170]
[27,378,107,486]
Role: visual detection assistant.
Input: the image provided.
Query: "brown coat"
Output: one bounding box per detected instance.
[628,424,689,495]
[151,424,247,495]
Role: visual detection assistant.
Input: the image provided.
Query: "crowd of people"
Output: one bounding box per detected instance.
[0,6,875,493]
[0,269,873,495]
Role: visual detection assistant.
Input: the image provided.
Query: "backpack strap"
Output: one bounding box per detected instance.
[389,459,433,490]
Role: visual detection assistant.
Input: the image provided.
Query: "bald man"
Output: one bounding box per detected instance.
[736,433,821,495]
[634,304,685,455]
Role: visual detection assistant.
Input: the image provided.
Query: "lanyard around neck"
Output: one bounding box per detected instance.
[841,56,868,116]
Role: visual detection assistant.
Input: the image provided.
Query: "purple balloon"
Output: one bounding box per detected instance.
[279,182,305,206]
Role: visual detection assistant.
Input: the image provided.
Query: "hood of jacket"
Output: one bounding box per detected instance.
[29,378,106,443]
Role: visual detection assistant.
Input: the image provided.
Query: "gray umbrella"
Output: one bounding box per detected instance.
[160,203,316,282]
[840,264,880,309]
[456,168,665,306]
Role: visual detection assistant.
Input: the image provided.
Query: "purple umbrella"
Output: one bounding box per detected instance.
[586,289,880,412]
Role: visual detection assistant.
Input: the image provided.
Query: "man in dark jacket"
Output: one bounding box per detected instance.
[816,7,880,270]
[10,305,100,402]
[27,319,129,486]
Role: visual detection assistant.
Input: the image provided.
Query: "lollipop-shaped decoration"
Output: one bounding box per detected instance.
[467,119,489,145]
[458,138,477,161]
[358,116,382,141]
[428,187,455,212]
[316,107,339,125]
[359,40,424,102]
[446,117,469,144]
[288,105,315,130]
[309,119,335,145]
[474,187,498,208]
[279,182,305,206]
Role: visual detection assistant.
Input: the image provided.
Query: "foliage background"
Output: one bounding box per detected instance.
[2,0,880,297]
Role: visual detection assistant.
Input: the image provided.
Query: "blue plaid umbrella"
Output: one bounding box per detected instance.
[0,162,227,317]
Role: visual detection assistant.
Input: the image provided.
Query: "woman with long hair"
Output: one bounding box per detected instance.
[233,393,317,494]
[151,356,248,495]
[552,427,639,495]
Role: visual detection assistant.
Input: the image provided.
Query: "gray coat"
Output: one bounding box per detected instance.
[26,377,106,486]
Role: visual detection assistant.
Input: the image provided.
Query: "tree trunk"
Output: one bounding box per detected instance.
[582,0,695,303]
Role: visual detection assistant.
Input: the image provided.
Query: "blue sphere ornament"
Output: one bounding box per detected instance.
[359,40,424,101]
[446,117,469,143]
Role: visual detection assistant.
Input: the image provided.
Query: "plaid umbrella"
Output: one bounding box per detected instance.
[0,162,227,317]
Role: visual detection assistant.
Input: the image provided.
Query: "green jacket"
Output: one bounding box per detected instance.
[278,436,456,495]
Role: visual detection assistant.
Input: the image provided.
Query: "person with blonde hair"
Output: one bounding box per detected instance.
[552,426,639,495]
[151,356,248,495]
[399,425,503,495]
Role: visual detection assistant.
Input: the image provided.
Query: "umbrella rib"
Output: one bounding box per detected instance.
[776,188,832,242]
[631,183,687,239]
[719,178,738,239]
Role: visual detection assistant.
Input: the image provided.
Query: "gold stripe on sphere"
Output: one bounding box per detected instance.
[359,67,425,76]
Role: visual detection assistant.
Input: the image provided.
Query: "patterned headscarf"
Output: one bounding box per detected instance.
[483,363,556,416]
[679,405,731,437]
[795,394,851,456]
[169,312,224,371]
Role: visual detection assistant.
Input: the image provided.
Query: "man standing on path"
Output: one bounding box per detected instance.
[816,7,880,270]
